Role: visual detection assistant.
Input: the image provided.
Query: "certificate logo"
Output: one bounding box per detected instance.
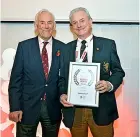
[74,69,94,86]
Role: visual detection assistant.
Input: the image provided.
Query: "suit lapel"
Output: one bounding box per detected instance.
[92,36,102,62]
[70,40,77,62]
[32,37,46,80]
[47,38,59,82]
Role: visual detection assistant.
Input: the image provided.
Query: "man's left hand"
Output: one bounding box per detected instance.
[95,80,112,93]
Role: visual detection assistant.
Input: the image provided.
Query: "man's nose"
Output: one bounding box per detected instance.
[77,22,81,28]
[45,23,49,28]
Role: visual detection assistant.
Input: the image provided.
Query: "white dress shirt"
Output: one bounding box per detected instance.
[38,37,52,72]
[76,34,93,62]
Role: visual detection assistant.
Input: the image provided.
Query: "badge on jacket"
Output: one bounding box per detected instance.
[103,61,109,72]
[56,50,61,56]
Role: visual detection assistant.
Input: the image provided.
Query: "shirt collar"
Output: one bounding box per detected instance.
[77,34,93,45]
[38,36,52,45]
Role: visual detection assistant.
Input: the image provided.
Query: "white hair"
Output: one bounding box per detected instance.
[34,9,55,24]
[69,7,92,23]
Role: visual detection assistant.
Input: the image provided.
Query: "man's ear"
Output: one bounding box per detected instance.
[34,22,38,35]
[34,22,37,29]
[52,22,57,37]
[53,22,56,30]
[89,18,93,25]
[70,24,74,33]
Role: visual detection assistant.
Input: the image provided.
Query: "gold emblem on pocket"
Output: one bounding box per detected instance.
[103,62,109,72]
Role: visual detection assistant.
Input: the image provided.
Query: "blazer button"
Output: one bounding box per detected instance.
[45,84,48,87]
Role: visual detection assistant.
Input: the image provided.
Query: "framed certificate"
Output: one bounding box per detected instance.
[67,62,100,107]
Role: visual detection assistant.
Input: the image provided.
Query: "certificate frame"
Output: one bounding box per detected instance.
[67,62,100,107]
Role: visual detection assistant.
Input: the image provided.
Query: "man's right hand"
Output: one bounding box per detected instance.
[60,94,74,107]
[9,111,23,123]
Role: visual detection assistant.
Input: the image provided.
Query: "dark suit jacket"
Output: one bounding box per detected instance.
[62,35,125,128]
[8,36,66,125]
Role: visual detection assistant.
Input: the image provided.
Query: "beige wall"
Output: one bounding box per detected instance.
[2,0,139,22]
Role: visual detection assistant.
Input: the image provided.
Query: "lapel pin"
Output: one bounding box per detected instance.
[56,50,61,56]
[96,48,99,51]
